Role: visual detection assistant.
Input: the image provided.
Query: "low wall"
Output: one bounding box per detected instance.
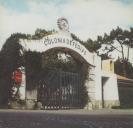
[118,80,133,108]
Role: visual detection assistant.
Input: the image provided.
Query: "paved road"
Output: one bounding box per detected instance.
[0,109,133,128]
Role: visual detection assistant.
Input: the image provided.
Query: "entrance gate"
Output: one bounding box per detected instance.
[37,69,82,109]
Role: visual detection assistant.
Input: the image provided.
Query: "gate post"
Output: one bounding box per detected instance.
[26,89,37,109]
[19,66,26,100]
[84,54,103,110]
[84,66,96,110]
[10,66,26,109]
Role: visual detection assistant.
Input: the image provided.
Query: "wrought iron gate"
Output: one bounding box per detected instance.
[37,70,82,109]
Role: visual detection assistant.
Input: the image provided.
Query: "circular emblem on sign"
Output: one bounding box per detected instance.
[57,17,69,31]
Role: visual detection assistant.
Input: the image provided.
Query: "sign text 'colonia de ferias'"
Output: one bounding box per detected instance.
[43,36,86,56]
[20,34,94,65]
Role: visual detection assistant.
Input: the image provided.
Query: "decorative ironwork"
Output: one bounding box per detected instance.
[37,69,83,109]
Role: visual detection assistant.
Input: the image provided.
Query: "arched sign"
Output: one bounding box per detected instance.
[19,33,95,66]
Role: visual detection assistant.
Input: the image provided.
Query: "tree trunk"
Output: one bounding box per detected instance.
[119,42,126,76]
[127,45,130,61]
[121,45,124,60]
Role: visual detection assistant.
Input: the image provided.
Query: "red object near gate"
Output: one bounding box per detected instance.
[12,69,22,85]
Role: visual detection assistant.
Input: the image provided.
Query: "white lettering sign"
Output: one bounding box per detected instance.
[19,34,94,66]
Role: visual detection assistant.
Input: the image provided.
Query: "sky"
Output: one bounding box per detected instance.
[0,0,133,50]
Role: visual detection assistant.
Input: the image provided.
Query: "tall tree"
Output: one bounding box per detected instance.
[102,27,133,60]
[85,36,102,53]
[32,28,53,39]
[71,33,102,53]
[101,27,133,77]
[0,33,28,106]
[123,28,133,60]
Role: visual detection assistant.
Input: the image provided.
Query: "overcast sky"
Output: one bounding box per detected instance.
[0,0,133,49]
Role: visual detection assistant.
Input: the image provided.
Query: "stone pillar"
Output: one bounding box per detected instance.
[26,89,37,109]
[19,67,26,100]
[93,55,102,109]
[84,54,103,110]
[10,66,26,109]
[84,66,96,110]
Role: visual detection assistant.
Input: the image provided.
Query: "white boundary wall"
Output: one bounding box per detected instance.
[18,32,119,109]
